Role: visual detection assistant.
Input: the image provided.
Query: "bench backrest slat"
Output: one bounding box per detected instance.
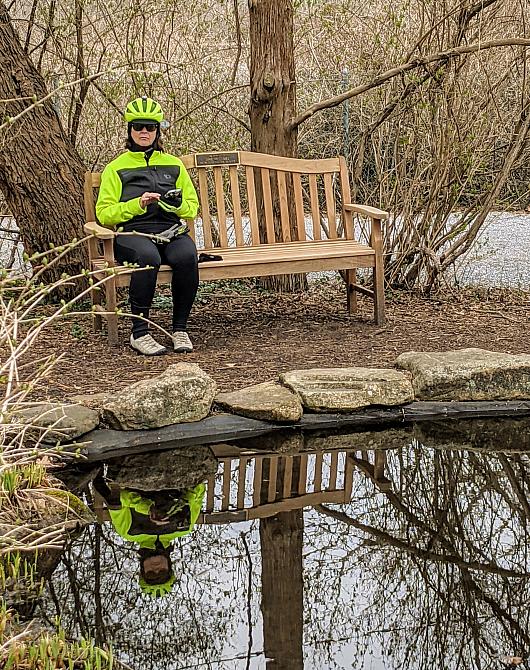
[197,169,213,247]
[239,150,341,174]
[245,165,261,245]
[292,172,305,241]
[229,165,245,246]
[84,173,97,221]
[277,171,291,242]
[324,172,337,238]
[339,156,354,239]
[261,167,275,244]
[85,150,357,252]
[212,167,228,247]
[308,173,321,241]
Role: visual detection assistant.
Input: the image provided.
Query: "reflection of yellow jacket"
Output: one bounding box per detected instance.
[108,484,205,549]
[96,150,199,229]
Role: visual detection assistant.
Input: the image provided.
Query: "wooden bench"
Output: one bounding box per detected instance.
[83,151,388,345]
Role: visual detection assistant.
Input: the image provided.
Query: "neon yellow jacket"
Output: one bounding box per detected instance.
[108,484,205,549]
[96,150,199,229]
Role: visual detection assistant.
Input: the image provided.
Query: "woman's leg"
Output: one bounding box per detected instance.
[114,235,162,338]
[162,234,199,332]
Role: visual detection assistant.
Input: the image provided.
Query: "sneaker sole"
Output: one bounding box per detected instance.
[174,347,193,353]
[130,344,169,356]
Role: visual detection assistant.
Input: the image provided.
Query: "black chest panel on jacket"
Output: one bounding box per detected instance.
[128,506,191,537]
[117,163,181,232]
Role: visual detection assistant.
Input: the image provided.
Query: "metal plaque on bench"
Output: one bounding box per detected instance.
[195,151,240,167]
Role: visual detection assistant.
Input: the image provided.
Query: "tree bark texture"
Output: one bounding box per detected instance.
[260,511,304,669]
[0,2,87,288]
[249,0,297,157]
[248,0,306,291]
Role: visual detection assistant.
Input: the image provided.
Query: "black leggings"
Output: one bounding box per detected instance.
[114,234,199,338]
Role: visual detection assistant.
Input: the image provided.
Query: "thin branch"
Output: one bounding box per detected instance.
[230,0,243,86]
[289,38,530,131]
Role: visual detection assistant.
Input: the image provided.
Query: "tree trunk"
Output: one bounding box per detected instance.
[260,511,304,669]
[248,0,306,292]
[0,2,87,294]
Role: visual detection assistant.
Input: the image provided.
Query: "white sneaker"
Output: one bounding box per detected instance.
[130,333,168,356]
[172,331,193,353]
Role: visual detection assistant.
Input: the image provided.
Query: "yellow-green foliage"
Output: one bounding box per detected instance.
[0,555,112,668]
[0,464,46,498]
[1,603,113,669]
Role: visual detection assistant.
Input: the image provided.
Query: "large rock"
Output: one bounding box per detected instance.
[396,348,530,401]
[102,363,216,430]
[216,381,303,423]
[280,368,414,412]
[15,402,100,443]
[108,445,218,491]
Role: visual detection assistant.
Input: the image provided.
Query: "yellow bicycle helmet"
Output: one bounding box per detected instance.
[139,573,176,598]
[124,96,164,124]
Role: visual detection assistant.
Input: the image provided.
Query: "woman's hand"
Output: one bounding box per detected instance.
[139,192,161,208]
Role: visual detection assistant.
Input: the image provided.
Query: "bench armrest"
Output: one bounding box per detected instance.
[84,221,116,239]
[344,204,389,220]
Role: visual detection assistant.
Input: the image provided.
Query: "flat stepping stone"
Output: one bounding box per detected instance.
[280,367,414,412]
[216,381,303,423]
[396,348,530,401]
[16,402,99,443]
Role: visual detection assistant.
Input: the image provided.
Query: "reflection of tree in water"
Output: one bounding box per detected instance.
[42,516,261,668]
[304,444,530,669]
[41,434,530,669]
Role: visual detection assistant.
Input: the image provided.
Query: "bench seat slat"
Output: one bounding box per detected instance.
[91,240,376,286]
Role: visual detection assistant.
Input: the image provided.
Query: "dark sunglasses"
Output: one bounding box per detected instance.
[131,122,158,132]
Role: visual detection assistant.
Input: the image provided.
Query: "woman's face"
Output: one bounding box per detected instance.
[130,122,158,148]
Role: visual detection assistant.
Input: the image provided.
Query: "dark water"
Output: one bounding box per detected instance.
[41,418,530,670]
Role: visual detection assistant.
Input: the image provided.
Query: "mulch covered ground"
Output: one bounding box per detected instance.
[28,277,529,400]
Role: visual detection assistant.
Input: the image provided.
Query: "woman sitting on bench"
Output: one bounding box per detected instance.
[96,96,199,356]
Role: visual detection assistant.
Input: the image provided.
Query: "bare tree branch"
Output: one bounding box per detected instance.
[230,0,242,86]
[289,38,530,131]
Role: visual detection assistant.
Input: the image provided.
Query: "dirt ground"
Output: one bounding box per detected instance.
[27,277,529,400]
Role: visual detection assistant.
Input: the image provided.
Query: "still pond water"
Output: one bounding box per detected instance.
[42,418,530,670]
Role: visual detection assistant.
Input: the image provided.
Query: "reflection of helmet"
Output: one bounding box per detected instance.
[124,96,164,123]
[139,574,176,598]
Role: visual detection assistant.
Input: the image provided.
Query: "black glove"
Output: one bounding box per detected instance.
[198,252,224,263]
[159,188,182,210]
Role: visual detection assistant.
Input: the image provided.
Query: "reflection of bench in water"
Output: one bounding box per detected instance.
[93,446,390,525]
[198,445,389,524]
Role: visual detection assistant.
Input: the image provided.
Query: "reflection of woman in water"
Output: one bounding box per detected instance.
[93,473,205,597]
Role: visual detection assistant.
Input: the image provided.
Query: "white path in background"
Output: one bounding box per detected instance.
[1,211,529,288]
[455,211,530,288]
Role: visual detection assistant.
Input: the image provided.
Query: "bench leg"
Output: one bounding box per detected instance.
[105,278,119,347]
[370,218,386,326]
[373,260,385,326]
[346,269,357,315]
[107,313,119,347]
[91,286,103,332]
